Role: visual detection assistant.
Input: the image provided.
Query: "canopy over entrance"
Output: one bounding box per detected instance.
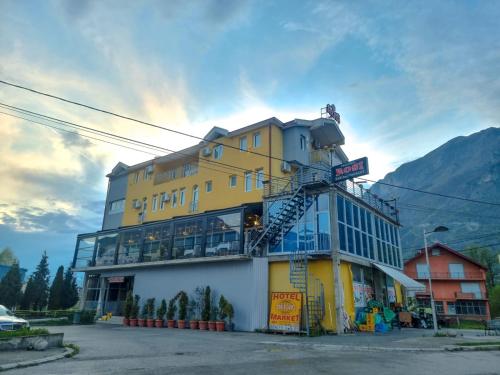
[372,263,425,291]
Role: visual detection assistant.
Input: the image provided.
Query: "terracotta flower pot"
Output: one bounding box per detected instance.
[167,320,176,328]
[123,317,130,326]
[215,321,225,332]
[147,319,155,328]
[178,320,186,329]
[155,319,164,328]
[189,320,199,330]
[208,321,216,331]
[138,319,146,327]
[129,318,138,327]
[198,321,208,330]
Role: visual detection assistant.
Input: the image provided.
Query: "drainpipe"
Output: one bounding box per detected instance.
[268,124,272,184]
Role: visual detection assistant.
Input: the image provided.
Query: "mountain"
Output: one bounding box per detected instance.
[370,127,500,259]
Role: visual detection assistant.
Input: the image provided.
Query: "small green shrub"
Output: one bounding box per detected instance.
[157,299,167,320]
[0,327,49,339]
[167,296,178,320]
[201,286,211,321]
[124,291,134,319]
[79,310,96,324]
[178,292,188,321]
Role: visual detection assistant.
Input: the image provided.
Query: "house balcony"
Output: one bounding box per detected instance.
[406,272,484,281]
[154,164,199,185]
[455,291,487,300]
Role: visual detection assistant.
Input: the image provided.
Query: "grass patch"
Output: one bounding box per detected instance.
[0,327,49,339]
[456,341,500,346]
[64,343,80,357]
[448,320,485,330]
[30,318,72,326]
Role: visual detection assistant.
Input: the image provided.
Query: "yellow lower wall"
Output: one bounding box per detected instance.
[394,281,403,304]
[340,262,355,323]
[269,260,335,331]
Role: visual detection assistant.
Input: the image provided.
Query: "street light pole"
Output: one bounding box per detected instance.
[423,229,438,334]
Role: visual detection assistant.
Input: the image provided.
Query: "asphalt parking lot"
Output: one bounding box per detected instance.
[8,325,500,375]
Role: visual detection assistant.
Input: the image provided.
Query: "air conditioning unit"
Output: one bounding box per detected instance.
[162,193,170,202]
[145,165,154,174]
[132,200,142,209]
[281,161,292,173]
[201,147,212,157]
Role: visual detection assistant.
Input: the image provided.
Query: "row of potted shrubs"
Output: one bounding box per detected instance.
[122,286,234,332]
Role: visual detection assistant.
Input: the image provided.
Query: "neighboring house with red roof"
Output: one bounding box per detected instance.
[404,243,490,321]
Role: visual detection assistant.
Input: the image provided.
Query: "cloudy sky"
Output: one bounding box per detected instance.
[0,0,499,276]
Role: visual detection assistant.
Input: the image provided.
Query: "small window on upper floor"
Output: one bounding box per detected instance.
[152,195,158,212]
[180,188,186,206]
[255,169,264,189]
[229,175,237,188]
[239,136,247,152]
[133,172,140,184]
[160,192,167,210]
[109,199,125,214]
[300,135,307,151]
[431,248,441,256]
[253,132,261,148]
[213,145,223,160]
[244,171,252,192]
[205,180,213,193]
[171,190,178,208]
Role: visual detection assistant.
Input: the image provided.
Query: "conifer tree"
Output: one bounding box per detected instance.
[20,276,35,310]
[61,267,79,309]
[31,251,50,311]
[0,262,23,309]
[48,266,64,310]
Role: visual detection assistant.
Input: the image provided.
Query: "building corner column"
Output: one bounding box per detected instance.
[330,188,345,334]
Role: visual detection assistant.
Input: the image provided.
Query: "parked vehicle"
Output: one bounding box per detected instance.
[0,305,29,331]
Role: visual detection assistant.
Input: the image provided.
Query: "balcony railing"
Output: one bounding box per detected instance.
[154,164,199,185]
[406,272,484,280]
[455,291,487,300]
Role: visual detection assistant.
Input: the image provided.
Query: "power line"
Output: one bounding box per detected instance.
[402,233,500,253]
[2,79,500,207]
[397,203,500,221]
[0,102,289,182]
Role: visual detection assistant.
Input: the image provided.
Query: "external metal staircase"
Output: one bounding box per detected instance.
[248,165,329,335]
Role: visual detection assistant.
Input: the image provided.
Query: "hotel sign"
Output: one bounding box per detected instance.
[332,157,369,183]
[269,292,302,332]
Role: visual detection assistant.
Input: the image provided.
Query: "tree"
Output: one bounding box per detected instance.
[30,251,51,311]
[0,262,23,309]
[20,276,35,310]
[48,266,64,310]
[0,247,17,266]
[490,285,500,319]
[61,267,79,309]
[464,246,498,289]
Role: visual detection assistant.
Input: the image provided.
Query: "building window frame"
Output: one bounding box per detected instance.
[255,169,264,190]
[205,180,213,193]
[152,195,158,212]
[213,145,223,160]
[253,132,261,148]
[239,136,247,152]
[244,171,252,192]
[229,175,237,188]
[172,190,178,208]
[179,188,186,206]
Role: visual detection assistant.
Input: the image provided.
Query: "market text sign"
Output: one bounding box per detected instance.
[269,292,302,332]
[332,157,369,183]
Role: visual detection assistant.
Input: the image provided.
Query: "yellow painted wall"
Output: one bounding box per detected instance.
[121,123,286,226]
[340,262,355,323]
[269,260,336,331]
[394,281,403,304]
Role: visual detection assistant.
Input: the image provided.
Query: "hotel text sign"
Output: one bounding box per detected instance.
[269,292,302,332]
[332,157,369,183]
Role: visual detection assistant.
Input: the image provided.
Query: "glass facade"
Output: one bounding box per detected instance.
[73,206,252,268]
[337,194,402,268]
[268,193,330,254]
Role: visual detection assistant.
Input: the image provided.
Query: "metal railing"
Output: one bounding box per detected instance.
[455,291,487,300]
[154,164,199,185]
[407,271,484,280]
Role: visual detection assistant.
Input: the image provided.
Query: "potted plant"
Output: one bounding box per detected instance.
[130,295,140,327]
[177,291,188,329]
[199,286,210,330]
[216,295,227,332]
[188,296,198,330]
[225,302,234,331]
[208,300,218,331]
[167,295,178,328]
[146,298,156,328]
[156,299,166,328]
[123,291,133,326]
[138,303,148,327]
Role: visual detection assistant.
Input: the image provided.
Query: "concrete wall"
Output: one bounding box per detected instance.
[98,258,269,331]
[102,173,128,230]
[282,126,310,165]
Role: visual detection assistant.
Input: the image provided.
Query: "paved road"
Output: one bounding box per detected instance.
[9,325,500,375]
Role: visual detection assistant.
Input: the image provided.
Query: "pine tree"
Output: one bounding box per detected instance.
[20,276,35,310]
[0,262,23,309]
[48,266,64,310]
[31,251,50,311]
[61,267,79,309]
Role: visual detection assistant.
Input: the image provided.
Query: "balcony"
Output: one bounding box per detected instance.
[406,272,484,280]
[72,204,262,271]
[455,291,487,300]
[154,164,198,185]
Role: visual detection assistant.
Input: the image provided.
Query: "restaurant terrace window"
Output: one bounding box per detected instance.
[75,236,96,268]
[173,219,203,259]
[117,229,142,264]
[95,233,118,266]
[206,212,241,256]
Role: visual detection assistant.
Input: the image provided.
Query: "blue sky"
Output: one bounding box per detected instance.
[0,0,499,276]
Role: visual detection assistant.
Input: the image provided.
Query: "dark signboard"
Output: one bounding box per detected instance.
[332,157,369,183]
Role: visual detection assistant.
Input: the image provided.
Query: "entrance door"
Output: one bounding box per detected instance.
[103,276,134,315]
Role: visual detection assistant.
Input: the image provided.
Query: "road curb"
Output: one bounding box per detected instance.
[445,345,500,352]
[0,346,75,372]
[259,341,444,352]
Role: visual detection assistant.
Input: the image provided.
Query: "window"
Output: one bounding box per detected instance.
[160,192,167,210]
[449,263,465,279]
[205,180,213,193]
[300,135,307,150]
[191,185,199,212]
[239,136,247,151]
[431,248,441,256]
[143,168,152,181]
[183,164,192,177]
[109,199,125,214]
[152,195,158,212]
[461,282,482,298]
[434,301,444,314]
[213,145,223,160]
[229,175,237,188]
[244,171,252,192]
[255,169,264,189]
[171,190,178,208]
[180,188,186,206]
[416,263,429,278]
[133,172,140,184]
[95,233,118,266]
[253,132,261,148]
